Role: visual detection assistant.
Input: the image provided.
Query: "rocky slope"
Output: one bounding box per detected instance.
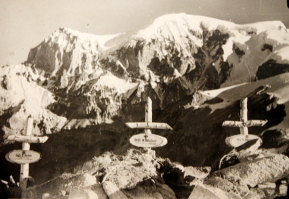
[20,145,289,199]
[1,13,289,198]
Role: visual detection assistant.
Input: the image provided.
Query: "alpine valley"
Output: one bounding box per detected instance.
[2,13,289,199]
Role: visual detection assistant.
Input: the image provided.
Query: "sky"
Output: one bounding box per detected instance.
[0,0,289,66]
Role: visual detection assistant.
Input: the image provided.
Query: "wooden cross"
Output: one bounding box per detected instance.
[126,97,172,151]
[126,97,172,135]
[5,115,48,190]
[222,98,267,135]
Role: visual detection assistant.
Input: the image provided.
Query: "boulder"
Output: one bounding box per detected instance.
[243,188,271,199]
[68,188,100,199]
[205,176,249,198]
[214,154,289,187]
[188,184,241,199]
[122,184,176,199]
[122,186,157,199]
[68,184,108,199]
[184,166,211,179]
[22,173,98,199]
[102,181,128,199]
[79,149,159,189]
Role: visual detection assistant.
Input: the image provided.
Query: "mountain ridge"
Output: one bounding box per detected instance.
[1,13,288,141]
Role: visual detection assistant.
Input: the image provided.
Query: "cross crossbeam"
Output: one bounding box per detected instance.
[125,122,172,130]
[222,120,267,128]
[6,135,48,143]
[126,97,172,135]
[222,98,267,135]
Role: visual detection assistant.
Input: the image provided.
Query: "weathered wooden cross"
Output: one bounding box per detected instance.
[126,97,172,149]
[5,116,48,190]
[222,98,267,147]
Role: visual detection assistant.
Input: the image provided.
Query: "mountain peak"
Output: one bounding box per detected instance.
[27,27,122,77]
[135,13,236,40]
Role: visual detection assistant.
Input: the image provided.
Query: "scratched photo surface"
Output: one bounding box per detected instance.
[1,0,289,198]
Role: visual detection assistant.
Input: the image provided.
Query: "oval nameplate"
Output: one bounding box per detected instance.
[6,150,41,164]
[225,134,261,148]
[130,133,167,148]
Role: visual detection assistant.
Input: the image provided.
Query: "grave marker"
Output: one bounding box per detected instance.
[129,133,168,148]
[5,115,48,190]
[126,97,172,148]
[6,150,41,164]
[222,98,267,147]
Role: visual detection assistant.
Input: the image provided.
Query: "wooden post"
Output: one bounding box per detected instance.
[126,97,172,131]
[145,97,152,135]
[240,98,248,135]
[20,116,33,190]
[145,97,152,151]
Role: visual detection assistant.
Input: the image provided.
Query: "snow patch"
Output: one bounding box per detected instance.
[241,21,286,34]
[94,72,137,94]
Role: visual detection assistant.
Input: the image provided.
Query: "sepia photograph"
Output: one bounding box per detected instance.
[1,0,289,198]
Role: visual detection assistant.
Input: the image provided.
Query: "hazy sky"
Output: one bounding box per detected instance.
[1,0,289,66]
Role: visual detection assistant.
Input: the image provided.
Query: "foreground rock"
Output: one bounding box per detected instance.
[215,154,289,188]
[19,143,289,199]
[189,184,241,199]
[189,145,289,199]
[22,149,183,199]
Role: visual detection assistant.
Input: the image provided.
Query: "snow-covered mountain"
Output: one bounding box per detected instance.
[2,12,289,150]
[21,14,289,125]
[2,13,289,198]
[27,16,286,88]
